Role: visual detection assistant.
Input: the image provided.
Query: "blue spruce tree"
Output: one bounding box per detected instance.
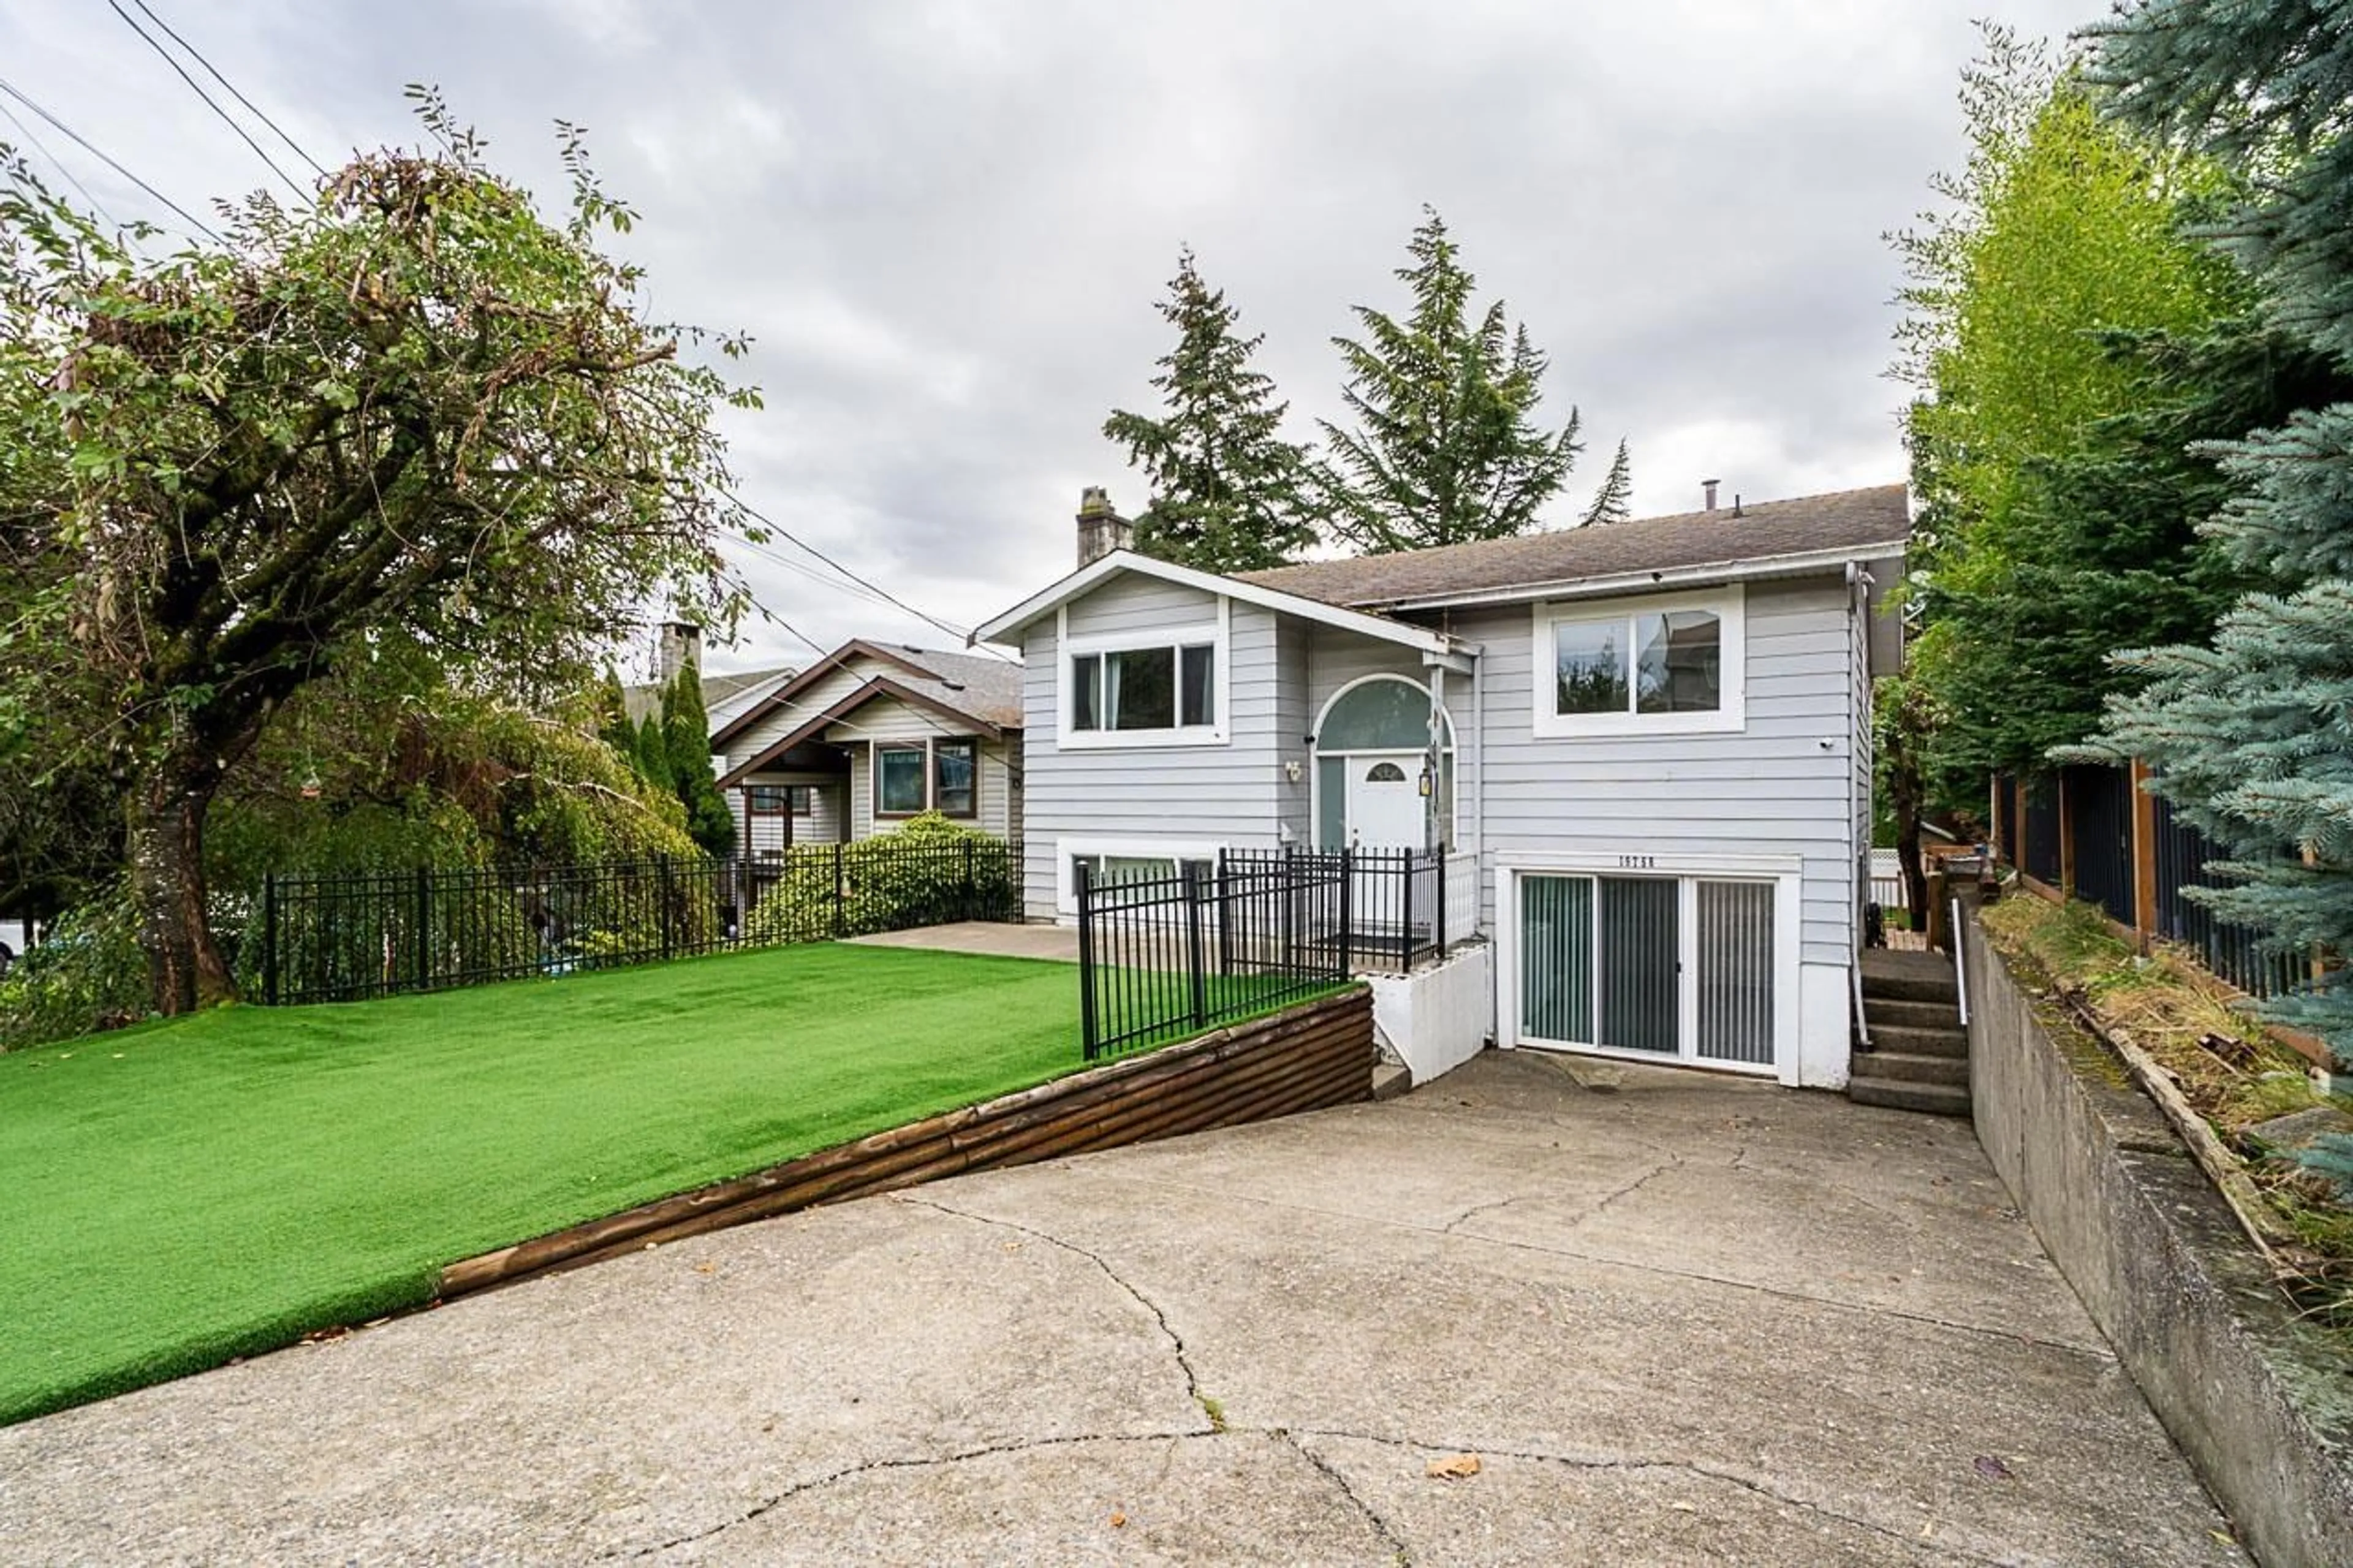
[2088,3,2353,1149]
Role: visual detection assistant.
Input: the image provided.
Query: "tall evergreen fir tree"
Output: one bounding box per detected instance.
[1580,438,1635,525]
[633,713,675,794]
[660,668,739,857]
[2089,0,2353,1088]
[1322,209,1583,553]
[1104,249,1317,573]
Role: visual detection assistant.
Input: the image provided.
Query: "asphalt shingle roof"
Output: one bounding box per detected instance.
[1237,484,1909,610]
[870,644,1026,730]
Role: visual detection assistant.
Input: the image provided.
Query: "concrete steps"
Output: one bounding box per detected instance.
[1851,949,1969,1118]
[1847,1077,1972,1118]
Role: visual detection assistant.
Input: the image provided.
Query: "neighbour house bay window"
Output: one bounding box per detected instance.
[874,738,980,819]
[1533,587,1745,737]
[1070,643,1216,734]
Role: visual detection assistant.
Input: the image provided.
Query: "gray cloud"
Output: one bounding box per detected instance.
[0,0,2090,674]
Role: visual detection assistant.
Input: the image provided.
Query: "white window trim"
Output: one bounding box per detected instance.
[1055,600,1231,750]
[1491,855,1802,1085]
[1054,836,1226,917]
[1531,583,1745,738]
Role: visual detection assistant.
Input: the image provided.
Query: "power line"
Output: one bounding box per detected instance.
[107,0,305,201]
[125,0,327,177]
[721,528,906,618]
[716,484,1013,661]
[0,76,222,241]
[0,97,121,230]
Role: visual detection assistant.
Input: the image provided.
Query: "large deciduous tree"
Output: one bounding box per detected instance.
[1322,208,1583,553]
[0,94,754,1014]
[2085,0,2353,1080]
[1888,25,2249,810]
[1103,248,1316,574]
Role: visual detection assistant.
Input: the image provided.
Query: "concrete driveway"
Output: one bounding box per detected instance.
[0,1052,2240,1565]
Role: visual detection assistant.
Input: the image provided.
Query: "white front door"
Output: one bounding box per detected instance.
[1346,757,1424,849]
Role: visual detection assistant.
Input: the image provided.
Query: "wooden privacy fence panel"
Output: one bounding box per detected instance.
[439,988,1375,1298]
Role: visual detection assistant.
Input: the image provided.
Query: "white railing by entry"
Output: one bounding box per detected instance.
[1444,850,1482,947]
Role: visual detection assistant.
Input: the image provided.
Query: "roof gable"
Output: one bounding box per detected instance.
[972,550,1456,655]
[708,637,1023,757]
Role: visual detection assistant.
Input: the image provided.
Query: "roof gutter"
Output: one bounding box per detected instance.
[1365,539,1911,615]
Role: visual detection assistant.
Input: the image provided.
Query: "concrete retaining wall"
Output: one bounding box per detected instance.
[1963,905,2353,1567]
[442,988,1376,1299]
[1367,942,1492,1085]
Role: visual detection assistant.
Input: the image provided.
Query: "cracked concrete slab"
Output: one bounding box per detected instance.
[0,1051,2245,1564]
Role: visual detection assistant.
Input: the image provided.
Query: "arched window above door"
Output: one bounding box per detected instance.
[1316,676,1453,752]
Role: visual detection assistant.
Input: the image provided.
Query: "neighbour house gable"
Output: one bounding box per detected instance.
[713,640,1023,787]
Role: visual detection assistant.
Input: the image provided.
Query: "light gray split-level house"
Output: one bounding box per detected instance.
[976,484,1909,1089]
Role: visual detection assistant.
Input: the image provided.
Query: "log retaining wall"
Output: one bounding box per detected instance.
[441,988,1374,1298]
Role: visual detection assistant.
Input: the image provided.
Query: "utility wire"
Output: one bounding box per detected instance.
[717,484,1013,661]
[107,0,306,200]
[0,75,222,241]
[125,0,327,177]
[721,528,906,618]
[0,97,121,230]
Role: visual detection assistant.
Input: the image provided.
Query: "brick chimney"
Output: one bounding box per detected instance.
[1076,486,1134,566]
[657,620,702,686]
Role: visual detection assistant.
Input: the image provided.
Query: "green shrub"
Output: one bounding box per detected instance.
[0,891,149,1050]
[740,815,1015,946]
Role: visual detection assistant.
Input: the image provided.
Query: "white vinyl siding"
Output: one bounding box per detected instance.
[1463,575,1858,967]
[730,771,847,848]
[721,662,873,767]
[1019,575,1287,919]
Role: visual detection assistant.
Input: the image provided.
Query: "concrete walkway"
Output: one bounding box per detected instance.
[851,918,1078,962]
[0,1053,2240,1564]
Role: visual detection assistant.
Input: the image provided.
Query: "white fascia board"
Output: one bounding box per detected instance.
[1378,540,1911,614]
[972,549,1457,656]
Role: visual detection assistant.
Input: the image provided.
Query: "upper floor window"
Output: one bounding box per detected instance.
[1059,610,1228,748]
[1072,644,1214,732]
[1533,586,1745,738]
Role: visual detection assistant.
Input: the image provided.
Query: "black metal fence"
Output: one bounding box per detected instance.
[2021,773,2063,886]
[2064,764,2136,928]
[1994,769,2313,1002]
[1075,847,1444,1061]
[259,838,1022,1006]
[2150,798,2306,1001]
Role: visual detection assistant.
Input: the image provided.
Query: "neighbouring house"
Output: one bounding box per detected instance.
[974,483,1909,1089]
[711,638,1025,858]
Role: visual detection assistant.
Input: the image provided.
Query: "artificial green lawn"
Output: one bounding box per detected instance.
[0,942,1097,1426]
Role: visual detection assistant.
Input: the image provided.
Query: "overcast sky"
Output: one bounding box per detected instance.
[2,0,2091,675]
